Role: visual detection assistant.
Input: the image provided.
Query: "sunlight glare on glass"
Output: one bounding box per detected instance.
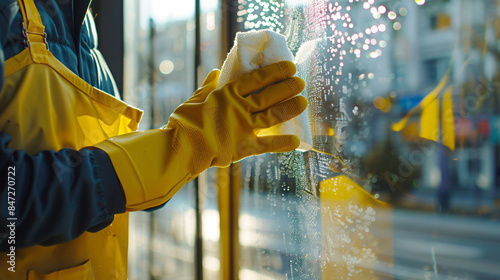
[206,12,216,30]
[149,0,195,23]
[285,0,308,7]
[149,0,218,23]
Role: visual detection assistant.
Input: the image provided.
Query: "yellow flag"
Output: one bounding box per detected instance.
[442,86,455,150]
[420,96,440,142]
[392,71,455,150]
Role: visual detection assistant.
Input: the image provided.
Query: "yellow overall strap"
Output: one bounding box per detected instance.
[17,0,49,62]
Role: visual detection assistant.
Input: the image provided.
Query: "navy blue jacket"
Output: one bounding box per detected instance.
[0,0,128,250]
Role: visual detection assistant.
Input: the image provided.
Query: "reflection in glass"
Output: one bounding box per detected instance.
[125,0,197,279]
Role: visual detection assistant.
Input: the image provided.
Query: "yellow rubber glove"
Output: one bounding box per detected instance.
[94,61,307,211]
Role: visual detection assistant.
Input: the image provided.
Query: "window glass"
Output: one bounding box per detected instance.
[124,0,198,279]
[235,0,500,279]
[200,1,224,279]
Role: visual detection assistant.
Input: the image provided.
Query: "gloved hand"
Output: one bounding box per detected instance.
[168,60,307,171]
[93,61,307,211]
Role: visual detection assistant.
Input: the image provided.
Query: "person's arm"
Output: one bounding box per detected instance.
[0,1,130,250]
[0,1,169,251]
[94,62,307,211]
[0,132,127,251]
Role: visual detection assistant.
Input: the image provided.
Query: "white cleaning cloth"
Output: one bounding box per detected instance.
[218,29,312,151]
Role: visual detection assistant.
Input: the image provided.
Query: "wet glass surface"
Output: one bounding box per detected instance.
[236,0,500,279]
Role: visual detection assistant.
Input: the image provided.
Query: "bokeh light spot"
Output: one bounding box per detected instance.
[388,11,397,20]
[399,7,408,16]
[159,60,175,74]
